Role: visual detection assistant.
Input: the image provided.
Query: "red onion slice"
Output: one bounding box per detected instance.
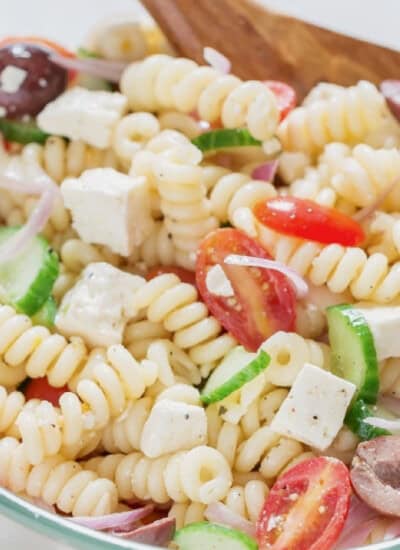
[205,502,256,538]
[50,53,127,84]
[112,517,175,547]
[335,517,382,549]
[224,253,308,299]
[353,178,400,222]
[0,175,59,262]
[70,505,154,531]
[378,395,400,416]
[251,160,279,182]
[335,496,380,549]
[204,47,231,74]
[380,80,400,122]
[363,416,400,432]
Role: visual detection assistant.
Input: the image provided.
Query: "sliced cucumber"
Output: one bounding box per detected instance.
[201,347,270,405]
[76,47,113,91]
[174,522,258,550]
[192,128,261,153]
[0,228,59,315]
[0,118,49,144]
[327,304,379,404]
[345,399,391,440]
[31,296,57,327]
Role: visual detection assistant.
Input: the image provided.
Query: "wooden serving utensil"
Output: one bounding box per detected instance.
[141,0,400,99]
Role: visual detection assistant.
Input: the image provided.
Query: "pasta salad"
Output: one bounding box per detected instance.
[0,11,400,550]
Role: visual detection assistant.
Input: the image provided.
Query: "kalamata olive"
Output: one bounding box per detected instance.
[0,43,67,118]
[350,436,400,516]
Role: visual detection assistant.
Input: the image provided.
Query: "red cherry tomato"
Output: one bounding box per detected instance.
[0,36,76,81]
[254,196,365,246]
[24,377,68,406]
[257,457,351,550]
[147,265,196,286]
[264,81,297,120]
[196,228,296,351]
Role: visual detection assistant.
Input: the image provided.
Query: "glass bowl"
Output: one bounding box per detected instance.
[1,486,400,550]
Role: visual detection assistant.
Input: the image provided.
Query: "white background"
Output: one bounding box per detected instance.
[0,0,399,548]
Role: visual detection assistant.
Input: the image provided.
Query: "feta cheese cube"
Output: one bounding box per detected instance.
[206,265,234,297]
[270,363,356,451]
[55,262,145,347]
[140,399,207,458]
[61,168,154,256]
[356,306,400,360]
[37,87,127,149]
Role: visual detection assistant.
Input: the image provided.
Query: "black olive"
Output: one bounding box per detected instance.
[0,43,68,118]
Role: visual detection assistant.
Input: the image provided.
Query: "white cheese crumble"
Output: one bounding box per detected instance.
[206,264,234,297]
[0,66,27,94]
[0,106,6,117]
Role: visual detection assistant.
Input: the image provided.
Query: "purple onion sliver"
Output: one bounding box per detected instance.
[204,47,231,74]
[205,502,256,538]
[251,160,279,182]
[112,517,176,547]
[50,53,126,83]
[70,504,154,531]
[224,254,308,299]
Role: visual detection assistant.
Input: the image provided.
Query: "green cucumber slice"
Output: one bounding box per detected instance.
[201,347,269,405]
[0,228,59,315]
[31,296,57,327]
[345,399,391,440]
[0,118,49,144]
[76,47,113,91]
[174,522,258,550]
[192,128,261,153]
[327,304,379,404]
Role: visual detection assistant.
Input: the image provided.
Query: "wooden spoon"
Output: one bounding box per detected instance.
[141,0,400,99]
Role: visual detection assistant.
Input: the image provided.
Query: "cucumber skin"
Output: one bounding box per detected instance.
[345,399,390,440]
[174,522,258,550]
[192,128,262,153]
[14,242,59,316]
[0,118,49,145]
[327,304,379,404]
[31,296,57,328]
[201,350,270,405]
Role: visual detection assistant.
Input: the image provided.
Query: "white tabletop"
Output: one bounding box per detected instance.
[1,0,399,548]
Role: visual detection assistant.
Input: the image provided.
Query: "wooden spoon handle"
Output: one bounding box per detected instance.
[141,0,400,99]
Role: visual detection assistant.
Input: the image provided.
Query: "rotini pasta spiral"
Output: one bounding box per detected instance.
[135,221,178,268]
[0,437,118,516]
[60,239,122,273]
[379,357,400,398]
[112,112,161,168]
[168,501,207,529]
[277,81,390,157]
[261,331,330,386]
[130,273,237,372]
[324,426,359,465]
[365,212,400,262]
[206,405,243,468]
[221,479,269,522]
[120,55,279,141]
[85,445,232,504]
[132,131,218,269]
[124,314,171,360]
[0,386,25,435]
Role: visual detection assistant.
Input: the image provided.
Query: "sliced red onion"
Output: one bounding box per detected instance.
[335,496,380,549]
[204,47,231,74]
[378,395,400,416]
[364,416,400,432]
[50,53,126,84]
[380,80,400,122]
[353,178,400,222]
[0,175,59,262]
[224,253,308,299]
[112,517,175,547]
[205,502,256,538]
[251,160,279,182]
[70,505,154,531]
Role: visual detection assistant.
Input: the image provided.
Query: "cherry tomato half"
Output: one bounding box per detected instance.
[196,228,296,351]
[0,36,76,81]
[257,457,351,550]
[253,197,365,246]
[24,377,68,407]
[264,81,297,120]
[147,265,196,286]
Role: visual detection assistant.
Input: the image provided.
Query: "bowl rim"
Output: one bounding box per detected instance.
[0,487,159,550]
